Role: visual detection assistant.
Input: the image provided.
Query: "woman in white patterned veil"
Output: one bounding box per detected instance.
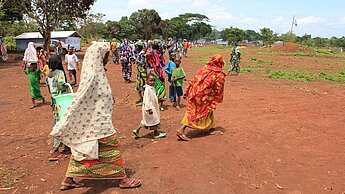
[51,42,141,191]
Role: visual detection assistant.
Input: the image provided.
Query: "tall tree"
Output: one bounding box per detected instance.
[18,0,95,54]
[79,13,107,40]
[191,22,212,40]
[244,30,261,41]
[0,0,23,22]
[117,16,137,40]
[221,27,245,43]
[167,13,210,40]
[260,27,276,45]
[106,20,121,39]
[130,9,161,39]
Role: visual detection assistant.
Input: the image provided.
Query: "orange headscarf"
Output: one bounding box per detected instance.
[184,54,226,122]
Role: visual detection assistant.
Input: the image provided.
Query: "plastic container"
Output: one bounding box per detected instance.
[53,83,76,118]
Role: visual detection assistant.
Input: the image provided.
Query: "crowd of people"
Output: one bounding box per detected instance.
[21,37,226,191]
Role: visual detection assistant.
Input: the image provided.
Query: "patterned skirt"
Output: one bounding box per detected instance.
[182,112,215,130]
[66,134,127,179]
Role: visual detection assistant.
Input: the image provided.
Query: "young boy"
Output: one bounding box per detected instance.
[65,47,79,86]
[132,73,166,139]
[171,58,185,110]
[164,53,176,102]
[25,63,46,109]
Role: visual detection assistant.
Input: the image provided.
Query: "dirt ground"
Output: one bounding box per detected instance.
[0,45,345,194]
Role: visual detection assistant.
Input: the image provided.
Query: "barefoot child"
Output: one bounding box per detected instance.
[171,57,185,110]
[133,73,166,139]
[24,63,45,109]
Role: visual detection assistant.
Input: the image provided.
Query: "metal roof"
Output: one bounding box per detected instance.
[15,31,81,39]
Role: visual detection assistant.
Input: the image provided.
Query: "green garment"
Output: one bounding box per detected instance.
[154,77,166,102]
[171,67,186,87]
[26,70,43,100]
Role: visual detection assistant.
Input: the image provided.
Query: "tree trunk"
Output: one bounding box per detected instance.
[44,27,52,56]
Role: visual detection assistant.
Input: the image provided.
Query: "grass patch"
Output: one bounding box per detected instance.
[258,51,287,56]
[193,45,229,52]
[265,69,317,82]
[319,71,345,82]
[264,68,345,82]
[194,56,211,65]
[241,66,252,73]
[294,51,345,58]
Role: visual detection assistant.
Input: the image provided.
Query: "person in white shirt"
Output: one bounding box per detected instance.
[132,73,166,139]
[64,47,79,86]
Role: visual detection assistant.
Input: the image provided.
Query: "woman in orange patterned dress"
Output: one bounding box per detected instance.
[176,54,226,141]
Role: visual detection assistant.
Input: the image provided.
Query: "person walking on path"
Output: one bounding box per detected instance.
[176,54,226,141]
[132,73,166,139]
[51,42,141,191]
[24,63,46,109]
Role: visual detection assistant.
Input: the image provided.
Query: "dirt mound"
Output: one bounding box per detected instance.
[270,42,315,53]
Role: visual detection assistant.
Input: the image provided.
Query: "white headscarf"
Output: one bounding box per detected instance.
[23,42,38,63]
[51,42,115,161]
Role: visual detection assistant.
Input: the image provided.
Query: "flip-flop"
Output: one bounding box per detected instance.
[60,183,84,191]
[132,130,141,138]
[119,178,141,189]
[176,131,190,141]
[154,132,166,139]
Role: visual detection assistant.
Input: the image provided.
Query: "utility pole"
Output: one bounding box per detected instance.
[289,15,295,41]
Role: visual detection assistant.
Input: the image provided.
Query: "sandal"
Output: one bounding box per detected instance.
[60,182,84,191]
[119,178,141,189]
[154,132,166,139]
[176,130,190,141]
[48,154,65,161]
[132,130,141,138]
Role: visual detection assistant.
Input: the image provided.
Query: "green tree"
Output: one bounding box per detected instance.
[167,13,210,40]
[117,16,137,40]
[79,13,107,40]
[209,28,221,40]
[130,9,161,39]
[0,0,23,22]
[260,27,276,45]
[221,27,245,43]
[297,34,312,45]
[244,30,261,41]
[106,20,121,39]
[312,37,328,48]
[191,22,212,40]
[18,0,95,54]
[279,32,297,42]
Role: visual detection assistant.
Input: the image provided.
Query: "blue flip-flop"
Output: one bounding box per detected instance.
[132,130,141,138]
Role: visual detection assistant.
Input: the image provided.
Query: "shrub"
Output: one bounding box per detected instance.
[2,36,16,51]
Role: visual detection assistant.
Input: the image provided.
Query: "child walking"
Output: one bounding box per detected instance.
[24,63,45,109]
[132,73,166,139]
[171,58,186,110]
[65,47,79,86]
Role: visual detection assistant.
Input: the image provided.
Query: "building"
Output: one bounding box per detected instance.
[14,31,82,52]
